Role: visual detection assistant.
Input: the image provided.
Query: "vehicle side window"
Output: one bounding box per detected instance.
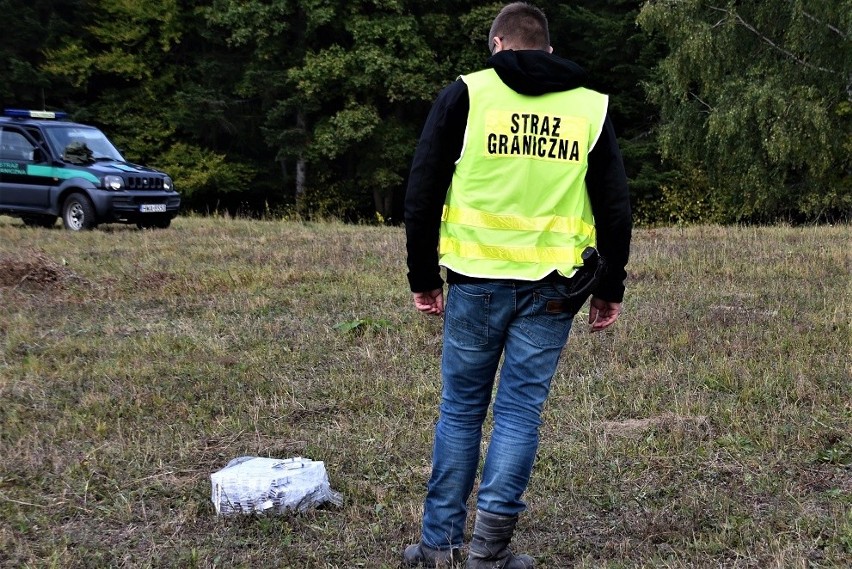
[0,128,36,161]
[23,127,50,162]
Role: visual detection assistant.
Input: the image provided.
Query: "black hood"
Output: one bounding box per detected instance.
[487,50,587,96]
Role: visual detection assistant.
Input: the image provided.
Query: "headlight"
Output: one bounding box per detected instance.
[103,175,124,190]
[163,176,174,191]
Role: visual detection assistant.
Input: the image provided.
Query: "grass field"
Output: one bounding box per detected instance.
[0,215,849,568]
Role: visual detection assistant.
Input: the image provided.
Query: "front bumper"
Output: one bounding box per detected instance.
[91,190,181,221]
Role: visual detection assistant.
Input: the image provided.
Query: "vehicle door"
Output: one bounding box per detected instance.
[0,126,52,210]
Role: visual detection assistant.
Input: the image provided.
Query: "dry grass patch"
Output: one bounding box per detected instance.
[0,216,849,568]
[598,413,710,437]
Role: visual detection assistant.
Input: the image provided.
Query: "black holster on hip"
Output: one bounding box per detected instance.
[550,247,607,314]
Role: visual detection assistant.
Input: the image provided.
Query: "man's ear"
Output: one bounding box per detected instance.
[548,45,554,54]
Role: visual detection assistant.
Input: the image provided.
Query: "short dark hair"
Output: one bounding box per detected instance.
[488,2,550,52]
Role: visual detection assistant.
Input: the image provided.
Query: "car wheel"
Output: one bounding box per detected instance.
[22,215,58,228]
[62,193,97,231]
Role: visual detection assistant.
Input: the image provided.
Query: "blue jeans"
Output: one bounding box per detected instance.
[420,281,575,550]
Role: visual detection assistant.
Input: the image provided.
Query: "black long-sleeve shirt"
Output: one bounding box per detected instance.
[405,50,632,302]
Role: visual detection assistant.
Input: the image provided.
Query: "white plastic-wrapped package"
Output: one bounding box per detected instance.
[211,456,342,516]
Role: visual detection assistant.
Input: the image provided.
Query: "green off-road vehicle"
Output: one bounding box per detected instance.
[0,109,180,230]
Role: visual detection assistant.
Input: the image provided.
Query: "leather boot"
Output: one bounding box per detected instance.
[402,541,463,567]
[466,510,534,568]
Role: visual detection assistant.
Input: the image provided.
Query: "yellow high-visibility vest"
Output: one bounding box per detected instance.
[439,68,609,280]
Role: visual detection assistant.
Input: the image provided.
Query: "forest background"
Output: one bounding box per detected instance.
[1,0,849,225]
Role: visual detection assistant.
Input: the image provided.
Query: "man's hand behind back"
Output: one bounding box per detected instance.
[413,289,445,316]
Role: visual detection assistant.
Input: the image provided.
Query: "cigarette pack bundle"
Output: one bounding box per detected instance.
[211,456,342,516]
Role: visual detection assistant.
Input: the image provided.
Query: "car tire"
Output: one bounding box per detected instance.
[22,215,58,228]
[62,193,97,231]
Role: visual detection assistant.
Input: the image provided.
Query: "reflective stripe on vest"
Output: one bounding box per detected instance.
[439,68,609,281]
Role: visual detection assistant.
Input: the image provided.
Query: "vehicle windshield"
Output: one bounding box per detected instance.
[44,125,125,162]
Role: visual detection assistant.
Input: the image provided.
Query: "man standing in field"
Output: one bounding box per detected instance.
[402,2,632,567]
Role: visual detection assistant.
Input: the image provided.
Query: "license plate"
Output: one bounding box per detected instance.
[140,204,166,213]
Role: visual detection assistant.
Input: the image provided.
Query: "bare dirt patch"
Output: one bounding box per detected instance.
[0,250,86,289]
[598,413,710,437]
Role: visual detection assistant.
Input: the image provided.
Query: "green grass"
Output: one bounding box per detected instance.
[0,216,849,568]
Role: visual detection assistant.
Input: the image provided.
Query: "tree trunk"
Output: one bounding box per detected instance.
[372,188,393,224]
[295,112,307,213]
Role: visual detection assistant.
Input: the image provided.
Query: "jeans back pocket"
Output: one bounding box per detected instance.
[446,284,491,347]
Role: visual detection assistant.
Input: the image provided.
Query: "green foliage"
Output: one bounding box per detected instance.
[644,169,724,226]
[4,0,848,222]
[555,0,675,223]
[43,0,181,85]
[311,105,382,160]
[250,2,488,218]
[639,0,852,222]
[816,438,852,466]
[334,317,393,334]
[39,0,184,165]
[157,142,258,203]
[298,178,363,220]
[0,0,81,107]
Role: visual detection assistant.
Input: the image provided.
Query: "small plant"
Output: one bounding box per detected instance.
[333,317,392,334]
